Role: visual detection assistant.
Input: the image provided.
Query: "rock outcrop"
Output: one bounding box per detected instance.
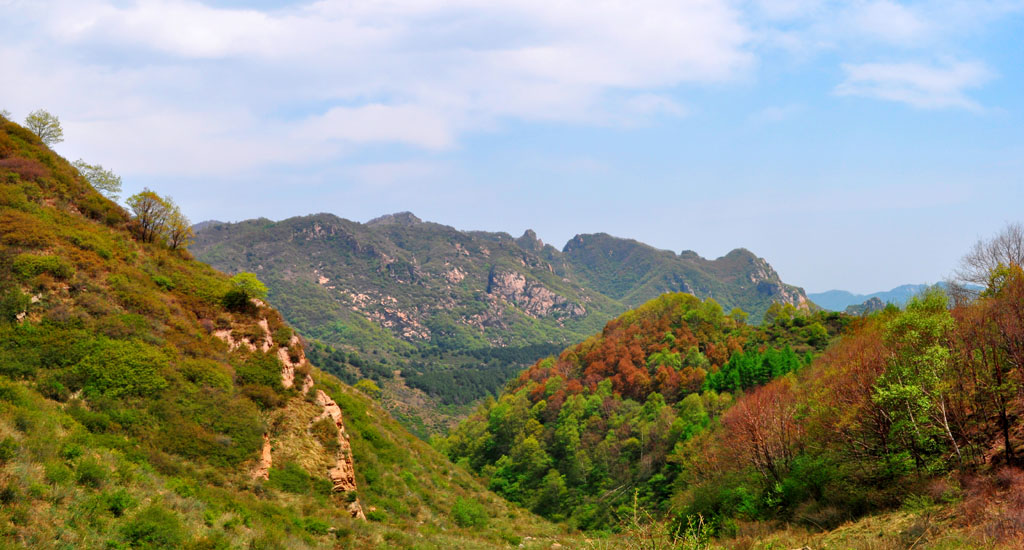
[253,432,272,480]
[219,314,365,520]
[314,389,365,519]
[486,269,585,319]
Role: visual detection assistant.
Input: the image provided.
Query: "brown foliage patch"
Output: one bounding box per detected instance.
[0,157,48,181]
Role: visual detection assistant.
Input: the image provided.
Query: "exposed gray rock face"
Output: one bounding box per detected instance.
[486,269,586,319]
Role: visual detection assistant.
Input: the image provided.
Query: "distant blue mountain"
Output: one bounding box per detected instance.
[808,283,963,312]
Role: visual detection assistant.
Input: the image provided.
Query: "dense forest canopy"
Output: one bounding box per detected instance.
[443,293,846,529]
[445,230,1024,545]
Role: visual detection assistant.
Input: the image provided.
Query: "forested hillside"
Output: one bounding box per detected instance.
[0,116,564,549]
[445,227,1024,548]
[442,294,844,529]
[191,215,810,435]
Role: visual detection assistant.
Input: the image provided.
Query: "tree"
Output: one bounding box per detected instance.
[126,189,171,243]
[873,288,959,471]
[354,379,381,399]
[956,222,1024,288]
[24,109,64,146]
[0,109,10,120]
[230,273,268,301]
[72,160,123,201]
[721,376,802,485]
[163,198,193,250]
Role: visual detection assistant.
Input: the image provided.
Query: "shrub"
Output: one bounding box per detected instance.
[354,379,382,399]
[365,509,387,522]
[304,517,330,535]
[60,443,83,460]
[0,288,30,323]
[0,210,53,247]
[44,461,73,484]
[0,381,24,404]
[268,462,315,495]
[272,326,292,347]
[0,484,19,505]
[0,437,17,463]
[37,376,70,401]
[0,157,48,181]
[121,504,187,549]
[221,290,252,313]
[12,253,74,280]
[74,338,169,398]
[452,497,488,528]
[76,457,108,488]
[240,384,283,409]
[103,489,134,517]
[152,275,175,291]
[235,353,283,391]
[311,417,340,453]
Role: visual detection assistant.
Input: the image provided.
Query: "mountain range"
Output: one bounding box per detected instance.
[807,282,973,312]
[3,113,1021,549]
[190,212,809,434]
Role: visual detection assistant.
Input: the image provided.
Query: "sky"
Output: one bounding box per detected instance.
[2,0,1023,294]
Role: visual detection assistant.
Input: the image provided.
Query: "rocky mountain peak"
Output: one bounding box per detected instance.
[516,229,544,251]
[366,211,423,227]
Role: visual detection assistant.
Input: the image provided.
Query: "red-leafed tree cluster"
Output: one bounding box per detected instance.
[516,293,747,409]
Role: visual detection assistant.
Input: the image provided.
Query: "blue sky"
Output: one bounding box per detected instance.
[2,0,1023,294]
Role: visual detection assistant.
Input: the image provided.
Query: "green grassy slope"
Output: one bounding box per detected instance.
[0,116,562,549]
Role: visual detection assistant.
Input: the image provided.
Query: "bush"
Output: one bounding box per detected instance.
[60,443,83,460]
[12,253,74,280]
[0,289,30,323]
[0,437,17,463]
[103,489,134,517]
[37,376,70,401]
[122,504,187,549]
[354,379,382,399]
[44,461,73,484]
[311,417,339,453]
[304,517,330,535]
[452,497,488,528]
[75,338,169,398]
[268,462,315,495]
[152,275,175,291]
[0,157,48,181]
[235,353,283,390]
[221,290,252,313]
[76,457,108,488]
[272,326,292,347]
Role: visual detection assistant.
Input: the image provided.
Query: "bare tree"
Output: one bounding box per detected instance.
[954,223,1024,293]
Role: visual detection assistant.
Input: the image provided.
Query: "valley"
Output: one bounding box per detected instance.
[2,112,1024,549]
[190,214,809,436]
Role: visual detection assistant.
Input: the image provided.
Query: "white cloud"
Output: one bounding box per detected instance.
[850,1,929,44]
[1,0,1018,178]
[0,0,753,174]
[296,104,455,150]
[835,60,992,110]
[624,94,688,118]
[749,104,803,124]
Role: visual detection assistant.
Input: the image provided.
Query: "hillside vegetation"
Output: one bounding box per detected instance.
[442,293,844,529]
[445,240,1024,547]
[190,215,810,435]
[0,116,564,548]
